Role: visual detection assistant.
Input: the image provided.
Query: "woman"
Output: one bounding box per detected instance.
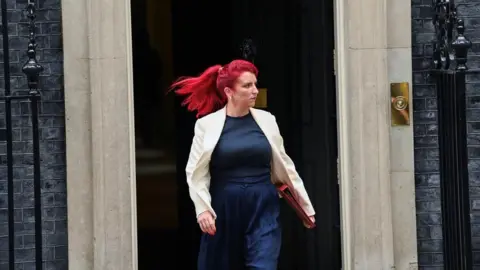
[171,59,316,270]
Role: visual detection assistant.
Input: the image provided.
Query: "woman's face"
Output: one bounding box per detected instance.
[225,71,258,109]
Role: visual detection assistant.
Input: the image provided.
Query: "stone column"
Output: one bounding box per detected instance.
[62,0,94,269]
[62,0,138,269]
[335,0,395,268]
[335,0,418,268]
[88,0,137,269]
[387,0,418,268]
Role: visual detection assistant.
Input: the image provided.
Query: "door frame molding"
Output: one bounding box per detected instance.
[333,0,353,267]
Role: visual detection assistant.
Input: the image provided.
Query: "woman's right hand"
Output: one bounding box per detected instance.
[197,211,216,235]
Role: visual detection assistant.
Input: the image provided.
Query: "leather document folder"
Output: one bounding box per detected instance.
[277,184,316,228]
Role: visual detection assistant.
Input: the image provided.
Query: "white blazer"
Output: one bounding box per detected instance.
[185,106,316,219]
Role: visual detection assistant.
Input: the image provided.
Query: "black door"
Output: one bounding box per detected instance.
[172,0,340,269]
[171,1,234,269]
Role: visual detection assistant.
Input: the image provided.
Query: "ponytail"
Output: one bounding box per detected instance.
[170,59,258,118]
[169,65,227,118]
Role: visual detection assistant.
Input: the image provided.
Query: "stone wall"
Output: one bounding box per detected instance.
[412,0,480,268]
[0,0,67,269]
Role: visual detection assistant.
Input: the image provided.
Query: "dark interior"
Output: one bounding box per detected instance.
[131,0,341,269]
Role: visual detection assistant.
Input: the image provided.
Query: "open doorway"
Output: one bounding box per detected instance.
[131,0,341,269]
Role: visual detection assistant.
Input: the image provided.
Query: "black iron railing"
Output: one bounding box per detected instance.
[431,0,473,269]
[1,0,44,269]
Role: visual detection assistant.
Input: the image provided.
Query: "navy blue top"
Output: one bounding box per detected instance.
[210,113,272,180]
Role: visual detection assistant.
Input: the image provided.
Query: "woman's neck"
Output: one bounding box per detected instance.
[226,103,250,117]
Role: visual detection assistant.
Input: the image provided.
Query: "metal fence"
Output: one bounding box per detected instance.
[0,0,44,269]
[432,0,474,269]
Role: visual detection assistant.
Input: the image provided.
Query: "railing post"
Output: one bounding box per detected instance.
[432,1,473,269]
[22,1,44,270]
[0,0,14,267]
[1,0,43,268]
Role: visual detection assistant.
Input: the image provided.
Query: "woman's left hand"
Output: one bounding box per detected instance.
[303,215,315,229]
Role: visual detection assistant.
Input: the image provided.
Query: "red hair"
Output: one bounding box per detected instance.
[169,59,258,118]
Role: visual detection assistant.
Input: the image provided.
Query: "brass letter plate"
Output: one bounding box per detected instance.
[255,88,267,108]
[390,82,410,126]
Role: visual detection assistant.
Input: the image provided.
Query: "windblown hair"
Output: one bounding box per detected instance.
[169,59,258,118]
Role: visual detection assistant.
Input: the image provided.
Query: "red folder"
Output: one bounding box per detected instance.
[276,184,316,228]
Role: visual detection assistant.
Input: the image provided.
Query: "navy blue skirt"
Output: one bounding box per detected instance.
[198,173,281,270]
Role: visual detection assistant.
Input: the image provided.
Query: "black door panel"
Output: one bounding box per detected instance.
[173,0,340,268]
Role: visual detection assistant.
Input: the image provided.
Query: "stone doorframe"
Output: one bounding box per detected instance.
[61,0,418,269]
